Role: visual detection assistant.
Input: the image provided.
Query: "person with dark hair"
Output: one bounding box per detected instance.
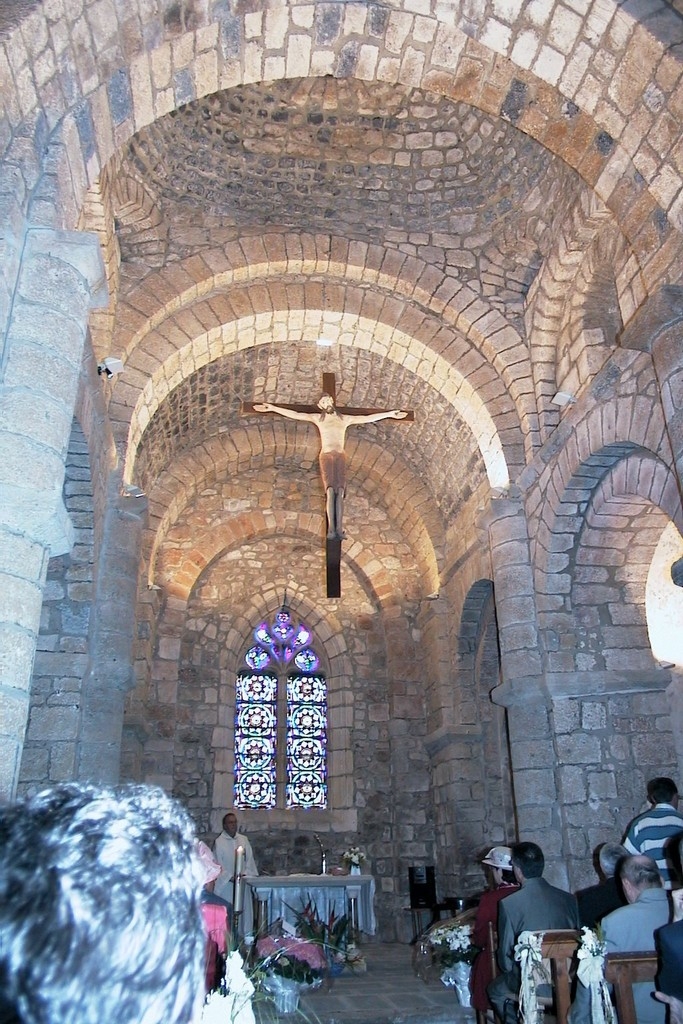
[470,847,520,1013]
[655,886,683,1024]
[0,782,206,1024]
[623,777,683,889]
[601,855,670,1024]
[486,842,580,1024]
[575,842,628,928]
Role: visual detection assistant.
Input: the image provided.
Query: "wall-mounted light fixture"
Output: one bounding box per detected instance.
[97,356,124,379]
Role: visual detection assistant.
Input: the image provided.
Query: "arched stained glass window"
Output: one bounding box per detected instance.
[235,607,327,809]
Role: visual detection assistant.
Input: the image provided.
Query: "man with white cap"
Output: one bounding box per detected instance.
[471,847,519,1013]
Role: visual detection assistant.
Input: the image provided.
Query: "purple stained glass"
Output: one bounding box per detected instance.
[293,627,310,648]
[254,624,274,645]
[245,645,270,671]
[287,672,327,808]
[294,648,318,672]
[234,670,277,810]
[237,673,277,702]
[288,675,326,703]
[235,619,327,809]
[272,610,294,642]
[237,772,276,808]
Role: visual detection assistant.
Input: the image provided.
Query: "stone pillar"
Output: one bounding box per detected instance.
[0,227,106,799]
[483,494,569,885]
[77,479,147,783]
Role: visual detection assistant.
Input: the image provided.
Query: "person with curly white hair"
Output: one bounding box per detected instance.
[0,782,206,1024]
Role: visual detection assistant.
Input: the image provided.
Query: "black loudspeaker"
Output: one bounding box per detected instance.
[408,865,436,908]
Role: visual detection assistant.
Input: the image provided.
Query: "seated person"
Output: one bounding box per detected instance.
[571,855,670,1024]
[487,842,580,1024]
[575,842,628,928]
[656,886,683,1024]
[0,782,206,1024]
[470,846,519,1013]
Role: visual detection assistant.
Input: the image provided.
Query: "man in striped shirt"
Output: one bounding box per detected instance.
[623,777,683,889]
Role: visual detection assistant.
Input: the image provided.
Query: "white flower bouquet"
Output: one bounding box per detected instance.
[428,922,479,966]
[341,846,366,868]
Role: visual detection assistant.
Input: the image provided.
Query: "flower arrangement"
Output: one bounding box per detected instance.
[254,934,327,986]
[428,922,479,967]
[341,846,366,868]
[292,898,349,962]
[576,927,615,1024]
[202,950,256,1024]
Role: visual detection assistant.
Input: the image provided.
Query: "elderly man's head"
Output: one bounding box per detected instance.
[598,842,628,880]
[619,854,662,903]
[0,783,205,1024]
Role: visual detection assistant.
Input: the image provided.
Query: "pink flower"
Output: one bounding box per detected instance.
[256,936,327,972]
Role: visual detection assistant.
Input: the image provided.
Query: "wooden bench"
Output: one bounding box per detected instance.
[538,930,581,1024]
[484,927,580,1024]
[605,950,659,1024]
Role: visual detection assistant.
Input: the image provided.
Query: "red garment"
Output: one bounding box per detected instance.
[201,902,228,991]
[470,883,519,1011]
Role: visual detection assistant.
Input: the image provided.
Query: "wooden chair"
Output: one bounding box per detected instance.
[605,950,659,1024]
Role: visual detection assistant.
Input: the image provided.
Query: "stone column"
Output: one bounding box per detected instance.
[0,227,106,799]
[77,477,146,783]
[483,493,569,885]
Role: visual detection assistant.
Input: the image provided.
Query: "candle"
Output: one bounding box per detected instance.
[233,845,245,914]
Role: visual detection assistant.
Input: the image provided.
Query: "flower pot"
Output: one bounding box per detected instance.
[441,962,472,1006]
[274,987,300,1014]
[264,975,301,1014]
[349,864,361,875]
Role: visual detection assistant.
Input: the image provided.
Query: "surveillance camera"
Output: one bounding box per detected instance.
[97,356,124,379]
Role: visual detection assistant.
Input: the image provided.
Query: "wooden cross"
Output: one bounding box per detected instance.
[242,373,414,598]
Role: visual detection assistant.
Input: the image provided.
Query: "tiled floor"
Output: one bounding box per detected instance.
[253,943,475,1024]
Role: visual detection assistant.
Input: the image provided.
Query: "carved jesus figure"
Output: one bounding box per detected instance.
[253,394,409,539]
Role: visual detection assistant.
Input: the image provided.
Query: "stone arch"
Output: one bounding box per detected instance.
[528,356,678,583]
[7,2,682,247]
[143,428,443,600]
[536,443,683,680]
[525,191,625,443]
[156,511,402,614]
[136,559,364,833]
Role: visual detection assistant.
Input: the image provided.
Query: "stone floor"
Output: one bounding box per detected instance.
[253,943,475,1024]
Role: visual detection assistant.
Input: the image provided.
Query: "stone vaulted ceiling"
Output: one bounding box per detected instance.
[107,75,592,602]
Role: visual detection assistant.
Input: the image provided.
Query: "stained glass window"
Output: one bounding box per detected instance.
[234,608,327,809]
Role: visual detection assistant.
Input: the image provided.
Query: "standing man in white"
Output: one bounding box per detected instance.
[214,810,259,937]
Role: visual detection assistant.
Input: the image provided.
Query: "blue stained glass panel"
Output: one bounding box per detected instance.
[237,673,277,702]
[287,672,327,808]
[288,675,326,703]
[235,618,328,809]
[234,671,277,810]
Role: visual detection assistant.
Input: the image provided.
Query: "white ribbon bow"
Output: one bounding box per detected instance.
[515,930,548,1024]
[576,928,615,1024]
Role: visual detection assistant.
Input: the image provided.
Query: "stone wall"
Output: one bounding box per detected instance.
[18,420,94,793]
[555,689,677,891]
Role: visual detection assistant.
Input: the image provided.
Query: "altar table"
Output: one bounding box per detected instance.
[246,874,376,936]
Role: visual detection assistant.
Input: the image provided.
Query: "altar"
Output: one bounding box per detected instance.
[246,874,376,936]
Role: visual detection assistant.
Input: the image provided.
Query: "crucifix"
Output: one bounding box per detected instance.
[242,373,414,598]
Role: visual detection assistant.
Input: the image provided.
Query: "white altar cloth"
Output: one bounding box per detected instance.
[246,874,376,934]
